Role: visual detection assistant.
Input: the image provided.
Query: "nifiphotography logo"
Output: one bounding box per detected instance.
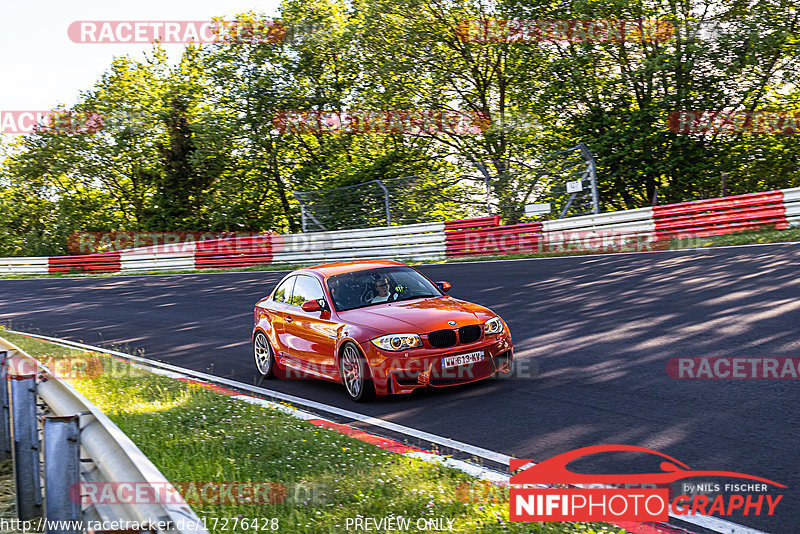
[509,444,785,522]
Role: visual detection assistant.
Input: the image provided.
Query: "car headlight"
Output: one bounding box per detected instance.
[371,334,422,351]
[484,316,504,334]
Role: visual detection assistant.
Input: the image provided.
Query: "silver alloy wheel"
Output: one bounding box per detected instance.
[341,344,362,398]
[254,332,272,376]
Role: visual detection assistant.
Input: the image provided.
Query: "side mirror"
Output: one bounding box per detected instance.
[436,281,451,293]
[301,299,322,312]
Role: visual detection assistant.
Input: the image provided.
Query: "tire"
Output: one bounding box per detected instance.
[254,331,276,378]
[339,342,375,402]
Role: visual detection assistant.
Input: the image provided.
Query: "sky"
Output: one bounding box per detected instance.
[1,0,281,112]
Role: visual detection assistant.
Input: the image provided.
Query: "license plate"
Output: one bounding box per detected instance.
[442,350,484,369]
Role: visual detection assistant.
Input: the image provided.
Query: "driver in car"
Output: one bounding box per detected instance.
[328,277,349,308]
[370,276,392,303]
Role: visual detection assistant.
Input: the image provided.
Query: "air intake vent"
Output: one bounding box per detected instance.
[458,325,481,344]
[428,329,456,348]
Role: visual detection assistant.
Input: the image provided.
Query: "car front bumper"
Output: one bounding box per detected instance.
[361,332,513,395]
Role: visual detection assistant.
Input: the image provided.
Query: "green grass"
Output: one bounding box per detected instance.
[2,225,799,280]
[1,330,626,534]
[0,460,36,534]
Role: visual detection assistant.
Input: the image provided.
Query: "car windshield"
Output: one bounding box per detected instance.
[326,266,442,311]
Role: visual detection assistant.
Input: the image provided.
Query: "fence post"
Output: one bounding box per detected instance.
[10,373,43,520]
[44,415,82,533]
[375,180,392,226]
[0,351,10,461]
[578,142,601,215]
[471,160,493,216]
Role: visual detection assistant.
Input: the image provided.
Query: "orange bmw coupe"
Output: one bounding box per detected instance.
[252,260,513,401]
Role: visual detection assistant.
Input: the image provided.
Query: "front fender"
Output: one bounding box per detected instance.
[253,318,274,341]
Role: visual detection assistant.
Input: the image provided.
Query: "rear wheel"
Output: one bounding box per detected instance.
[339,342,375,402]
[254,331,275,378]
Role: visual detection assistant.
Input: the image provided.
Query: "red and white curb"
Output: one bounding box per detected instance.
[3,329,771,534]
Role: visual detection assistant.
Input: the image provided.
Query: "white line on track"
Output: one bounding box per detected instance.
[3,328,773,534]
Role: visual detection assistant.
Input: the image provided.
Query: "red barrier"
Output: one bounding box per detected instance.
[653,190,787,243]
[656,219,788,240]
[49,253,121,273]
[653,191,784,217]
[444,216,500,231]
[194,234,274,269]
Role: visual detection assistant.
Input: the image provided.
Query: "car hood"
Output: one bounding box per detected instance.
[338,296,496,334]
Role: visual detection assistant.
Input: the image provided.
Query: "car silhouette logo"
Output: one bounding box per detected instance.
[510,444,786,487]
[448,321,457,326]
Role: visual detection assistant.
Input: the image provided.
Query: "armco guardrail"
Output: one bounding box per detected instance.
[445,218,543,257]
[0,187,799,275]
[783,186,800,227]
[0,335,208,533]
[0,257,49,275]
[540,207,656,253]
[0,222,446,274]
[272,222,445,264]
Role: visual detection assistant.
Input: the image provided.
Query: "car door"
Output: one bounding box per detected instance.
[283,274,339,377]
[264,275,296,361]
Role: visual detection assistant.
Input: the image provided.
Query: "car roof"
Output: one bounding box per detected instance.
[301,260,407,278]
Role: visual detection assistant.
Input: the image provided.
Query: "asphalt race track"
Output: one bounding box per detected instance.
[2,244,799,533]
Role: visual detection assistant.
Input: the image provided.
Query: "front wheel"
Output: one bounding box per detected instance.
[339,342,375,402]
[254,331,275,378]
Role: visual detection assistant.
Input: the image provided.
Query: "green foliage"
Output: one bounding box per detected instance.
[1,0,798,255]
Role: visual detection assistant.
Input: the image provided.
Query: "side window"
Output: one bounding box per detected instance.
[290,275,325,307]
[272,276,295,303]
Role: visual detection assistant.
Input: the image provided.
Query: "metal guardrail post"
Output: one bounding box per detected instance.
[0,335,207,533]
[10,373,43,520]
[2,337,208,533]
[44,415,81,533]
[0,351,10,461]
